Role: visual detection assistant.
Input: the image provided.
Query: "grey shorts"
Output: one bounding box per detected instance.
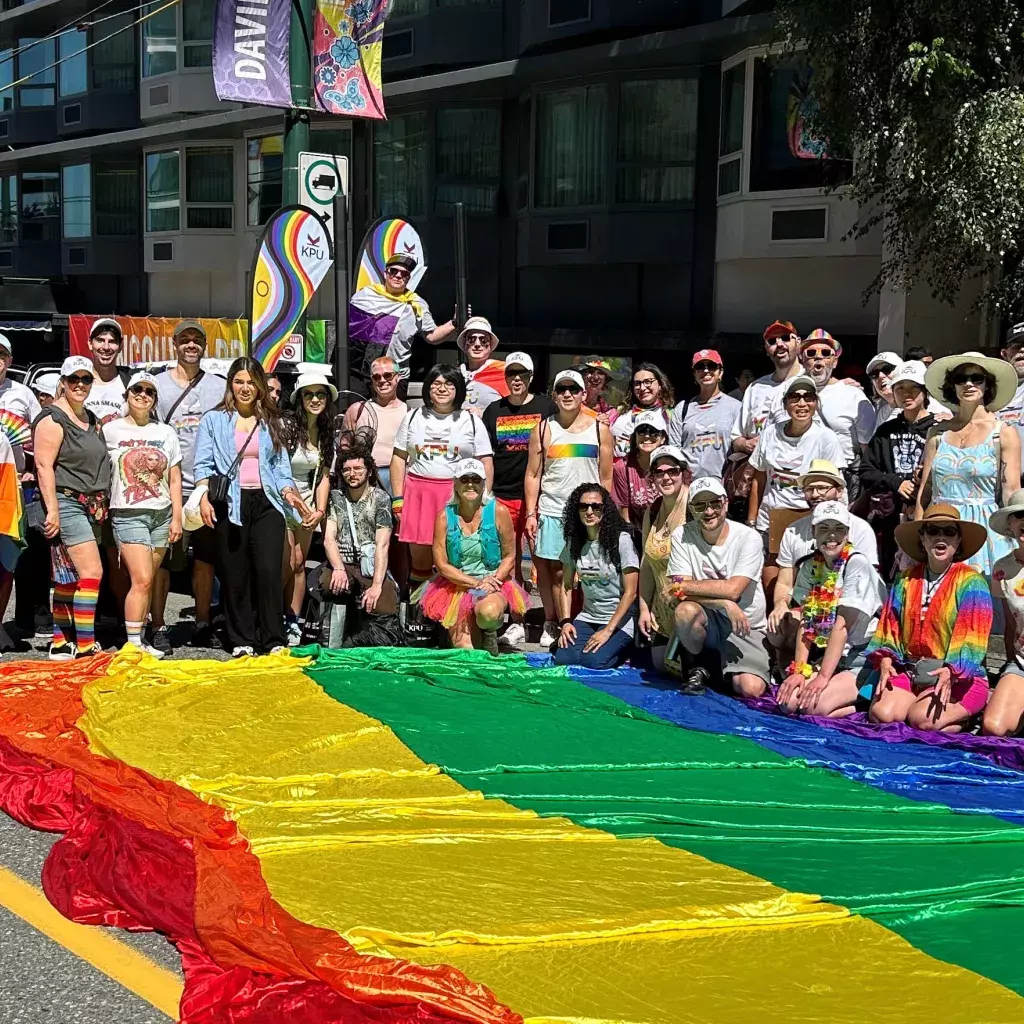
[703,607,772,684]
[111,507,172,549]
[56,493,103,548]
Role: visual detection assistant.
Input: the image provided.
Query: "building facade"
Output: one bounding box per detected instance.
[0,0,994,381]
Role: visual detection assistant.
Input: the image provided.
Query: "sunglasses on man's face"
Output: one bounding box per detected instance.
[803,348,834,360]
[579,502,605,514]
[129,386,156,398]
[505,369,531,380]
[555,384,582,395]
[923,525,960,539]
[952,373,987,386]
[690,499,725,514]
[371,372,396,384]
[386,268,410,280]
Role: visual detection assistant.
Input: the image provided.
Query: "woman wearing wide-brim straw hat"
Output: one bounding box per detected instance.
[916,351,1021,579]
[984,488,1024,735]
[865,503,993,732]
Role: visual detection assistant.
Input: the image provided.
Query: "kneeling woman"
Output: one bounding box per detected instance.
[777,502,886,717]
[555,483,639,669]
[419,458,527,655]
[867,504,993,731]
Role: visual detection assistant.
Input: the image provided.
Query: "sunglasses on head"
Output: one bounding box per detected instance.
[371,371,396,383]
[129,385,156,398]
[952,372,987,386]
[579,501,605,513]
[555,384,582,395]
[67,373,94,386]
[803,347,834,359]
[693,362,719,373]
[923,525,960,538]
[787,391,817,403]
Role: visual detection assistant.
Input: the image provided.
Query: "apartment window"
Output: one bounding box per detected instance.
[62,164,91,238]
[247,135,283,227]
[374,112,428,217]
[183,0,214,68]
[17,38,55,107]
[0,175,16,243]
[21,172,59,242]
[0,50,12,112]
[535,85,607,208]
[390,0,427,15]
[93,13,136,91]
[142,1,178,77]
[95,163,139,235]
[435,107,500,213]
[146,150,180,231]
[58,30,87,98]
[718,61,745,197]
[185,146,233,229]
[616,79,697,204]
[750,57,851,192]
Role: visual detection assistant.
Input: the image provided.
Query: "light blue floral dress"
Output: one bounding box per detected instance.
[931,423,1012,577]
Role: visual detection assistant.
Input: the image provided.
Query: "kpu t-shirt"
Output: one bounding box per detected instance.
[762,380,876,462]
[103,418,182,511]
[560,532,639,637]
[668,520,766,631]
[749,422,847,532]
[483,394,555,501]
[394,407,493,479]
[733,373,793,441]
[154,370,226,495]
[672,392,741,477]
[84,374,127,426]
[777,512,879,569]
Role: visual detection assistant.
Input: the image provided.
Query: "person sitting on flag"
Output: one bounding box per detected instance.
[348,253,457,387]
[458,316,508,415]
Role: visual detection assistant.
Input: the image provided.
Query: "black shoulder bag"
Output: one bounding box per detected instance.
[207,421,259,504]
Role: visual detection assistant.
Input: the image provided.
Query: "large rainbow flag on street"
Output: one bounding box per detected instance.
[2,645,1024,1022]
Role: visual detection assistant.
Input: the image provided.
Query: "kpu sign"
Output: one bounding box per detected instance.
[212,0,292,108]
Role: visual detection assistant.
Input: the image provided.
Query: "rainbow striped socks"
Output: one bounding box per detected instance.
[72,578,100,653]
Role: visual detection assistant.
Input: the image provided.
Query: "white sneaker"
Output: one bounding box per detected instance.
[500,623,526,649]
[48,642,76,662]
[140,642,166,660]
[285,619,303,647]
[539,621,559,648]
[269,645,288,655]
[231,646,255,658]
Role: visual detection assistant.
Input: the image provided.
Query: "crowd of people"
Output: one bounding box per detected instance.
[6,293,1024,737]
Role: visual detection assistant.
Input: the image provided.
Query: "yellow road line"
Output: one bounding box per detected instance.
[0,865,183,1019]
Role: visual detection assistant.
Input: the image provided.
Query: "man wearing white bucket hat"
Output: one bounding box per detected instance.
[458,316,507,415]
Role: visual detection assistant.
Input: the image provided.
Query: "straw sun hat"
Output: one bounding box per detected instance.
[894,503,988,562]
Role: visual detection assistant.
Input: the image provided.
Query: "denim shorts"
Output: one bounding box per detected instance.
[534,514,565,561]
[111,507,172,549]
[56,493,104,548]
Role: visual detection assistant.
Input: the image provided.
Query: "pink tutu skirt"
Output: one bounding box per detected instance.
[398,474,454,545]
[416,576,529,629]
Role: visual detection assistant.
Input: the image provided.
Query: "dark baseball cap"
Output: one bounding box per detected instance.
[1006,322,1024,348]
[173,319,207,341]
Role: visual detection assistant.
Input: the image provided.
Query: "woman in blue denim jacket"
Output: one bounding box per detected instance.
[194,358,316,657]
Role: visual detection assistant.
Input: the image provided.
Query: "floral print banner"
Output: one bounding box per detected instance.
[313,0,388,119]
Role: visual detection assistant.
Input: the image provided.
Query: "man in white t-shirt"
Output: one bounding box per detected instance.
[998,322,1024,460]
[669,476,772,698]
[83,317,128,426]
[341,355,409,492]
[768,458,877,663]
[732,319,803,453]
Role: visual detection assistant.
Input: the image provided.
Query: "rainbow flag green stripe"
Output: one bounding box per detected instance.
[302,646,1024,996]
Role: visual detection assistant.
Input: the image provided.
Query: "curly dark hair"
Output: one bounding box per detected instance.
[423,363,467,412]
[331,428,378,487]
[561,483,626,570]
[629,362,675,409]
[282,385,336,467]
[335,444,380,493]
[940,364,997,409]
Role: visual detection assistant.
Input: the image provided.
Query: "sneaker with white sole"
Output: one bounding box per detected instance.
[499,622,526,649]
[140,642,166,660]
[269,645,288,655]
[231,645,255,658]
[48,642,76,662]
[285,618,303,647]
[539,621,559,648]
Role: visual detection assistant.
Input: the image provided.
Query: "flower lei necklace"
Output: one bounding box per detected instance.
[801,541,854,649]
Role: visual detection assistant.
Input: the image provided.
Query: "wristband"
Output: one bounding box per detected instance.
[787,661,815,679]
[391,496,404,511]
[559,618,572,628]
[526,511,538,519]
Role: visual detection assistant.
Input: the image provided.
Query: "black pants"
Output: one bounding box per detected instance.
[214,489,286,651]
[13,525,53,633]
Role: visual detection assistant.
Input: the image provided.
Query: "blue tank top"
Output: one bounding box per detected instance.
[445,501,501,571]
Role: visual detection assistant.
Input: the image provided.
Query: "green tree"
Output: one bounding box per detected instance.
[774,1,1024,314]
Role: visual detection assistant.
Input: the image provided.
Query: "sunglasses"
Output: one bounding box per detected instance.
[635,427,663,439]
[456,475,483,486]
[633,377,658,390]
[304,390,329,401]
[923,525,960,538]
[869,366,895,379]
[693,362,719,373]
[690,499,725,514]
[505,369,531,380]
[67,374,94,386]
[952,372,987,386]
[465,333,490,345]
[787,391,817,403]
[554,384,582,395]
[652,465,682,477]
[386,268,410,279]
[579,502,605,514]
[371,372,396,383]
[129,385,157,398]
[803,348,834,359]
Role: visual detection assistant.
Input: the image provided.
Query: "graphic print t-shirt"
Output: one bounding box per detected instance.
[482,394,556,500]
[103,418,182,511]
[84,374,128,426]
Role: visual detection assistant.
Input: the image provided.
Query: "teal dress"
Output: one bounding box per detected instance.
[931,423,1012,577]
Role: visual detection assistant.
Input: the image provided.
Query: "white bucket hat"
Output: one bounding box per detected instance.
[292,373,338,405]
[989,488,1024,539]
[456,316,498,353]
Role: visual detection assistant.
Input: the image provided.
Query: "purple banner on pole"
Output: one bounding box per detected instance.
[213,0,292,108]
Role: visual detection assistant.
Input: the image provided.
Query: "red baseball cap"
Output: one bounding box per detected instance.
[692,349,723,367]
[763,320,797,341]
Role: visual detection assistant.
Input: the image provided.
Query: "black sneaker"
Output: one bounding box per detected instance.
[148,626,173,655]
[190,622,216,648]
[680,666,710,696]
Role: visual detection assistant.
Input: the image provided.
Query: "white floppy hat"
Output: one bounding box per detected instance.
[989,488,1024,539]
[292,372,338,404]
[925,351,1018,412]
[456,316,498,352]
[866,351,902,376]
[689,476,727,502]
[889,360,928,390]
[811,500,852,529]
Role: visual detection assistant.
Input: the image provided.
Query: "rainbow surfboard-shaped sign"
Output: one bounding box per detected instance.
[354,216,427,293]
[250,206,334,371]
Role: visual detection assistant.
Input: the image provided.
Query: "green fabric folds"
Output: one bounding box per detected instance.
[299,646,1024,994]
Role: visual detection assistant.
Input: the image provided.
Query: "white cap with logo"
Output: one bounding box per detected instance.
[811,500,852,528]
[689,476,728,502]
[888,360,927,389]
[452,457,487,480]
[127,371,159,391]
[553,369,585,390]
[631,409,669,434]
[504,351,533,373]
[60,355,94,377]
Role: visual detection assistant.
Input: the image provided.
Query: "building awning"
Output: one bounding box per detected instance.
[0,319,51,331]
[0,279,56,315]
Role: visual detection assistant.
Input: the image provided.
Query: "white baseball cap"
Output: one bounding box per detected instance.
[452,458,486,480]
[504,351,534,373]
[32,371,60,397]
[866,351,902,376]
[127,371,159,391]
[60,355,94,377]
[889,360,927,389]
[631,409,669,435]
[811,500,852,528]
[0,333,11,355]
[553,369,585,391]
[650,444,687,468]
[689,476,727,502]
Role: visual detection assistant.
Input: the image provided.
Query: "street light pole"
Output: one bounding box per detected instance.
[283,0,313,205]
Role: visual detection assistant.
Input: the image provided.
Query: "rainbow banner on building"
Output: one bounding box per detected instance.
[3,646,1024,1022]
[249,206,333,372]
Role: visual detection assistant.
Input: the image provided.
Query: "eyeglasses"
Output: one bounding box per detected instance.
[787,391,817,403]
[430,379,456,390]
[129,386,156,398]
[804,484,838,498]
[579,502,605,514]
[651,465,682,477]
[952,372,987,386]
[456,475,483,486]
[386,267,410,280]
[66,374,94,386]
[690,499,725,514]
[693,362,719,373]
[633,377,658,390]
[505,369,531,380]
[869,366,895,379]
[923,525,960,538]
[304,390,329,401]
[554,384,582,395]
[371,372,396,383]
[802,348,834,359]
